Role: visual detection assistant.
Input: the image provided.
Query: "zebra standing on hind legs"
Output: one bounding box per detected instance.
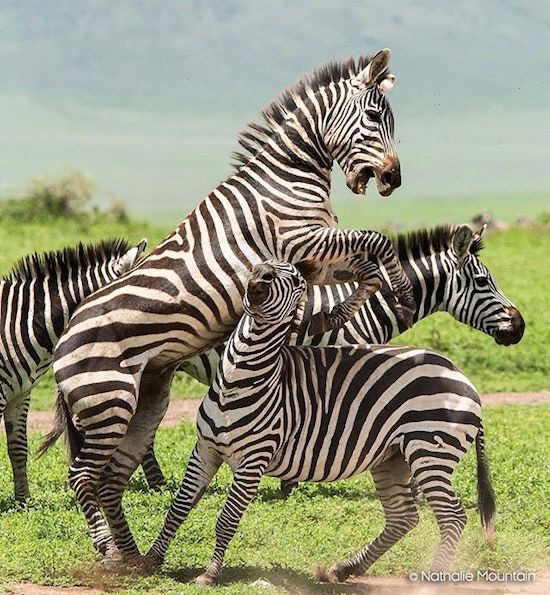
[144,259,496,586]
[42,48,415,562]
[0,238,146,502]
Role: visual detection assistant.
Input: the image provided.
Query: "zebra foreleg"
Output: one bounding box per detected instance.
[146,443,222,569]
[141,444,166,491]
[4,391,31,502]
[317,451,418,583]
[308,259,384,335]
[196,458,267,586]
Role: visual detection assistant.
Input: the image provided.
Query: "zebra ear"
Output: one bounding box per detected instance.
[452,225,474,265]
[116,238,148,274]
[351,49,392,91]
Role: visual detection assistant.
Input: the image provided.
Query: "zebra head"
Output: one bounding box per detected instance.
[447,225,525,345]
[244,260,307,324]
[324,49,400,197]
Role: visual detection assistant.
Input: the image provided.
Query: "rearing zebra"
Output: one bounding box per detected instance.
[0,238,145,501]
[44,50,415,560]
[145,259,496,586]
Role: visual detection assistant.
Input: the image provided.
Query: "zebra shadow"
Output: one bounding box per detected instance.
[165,564,372,593]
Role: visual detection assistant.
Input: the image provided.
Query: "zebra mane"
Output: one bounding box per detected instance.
[394,225,484,260]
[232,54,375,169]
[4,238,132,282]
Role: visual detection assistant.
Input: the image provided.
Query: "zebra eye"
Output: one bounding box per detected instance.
[366,110,382,123]
[475,277,490,287]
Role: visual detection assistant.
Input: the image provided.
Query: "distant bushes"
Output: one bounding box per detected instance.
[0,170,129,223]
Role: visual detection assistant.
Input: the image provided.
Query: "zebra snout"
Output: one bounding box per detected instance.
[494,307,525,345]
[247,265,275,306]
[377,156,401,196]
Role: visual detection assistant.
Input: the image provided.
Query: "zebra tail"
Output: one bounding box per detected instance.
[475,422,496,544]
[37,389,83,463]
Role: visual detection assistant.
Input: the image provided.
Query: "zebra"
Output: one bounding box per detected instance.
[144,259,496,586]
[43,49,416,560]
[0,238,146,502]
[138,223,524,493]
[177,223,525,387]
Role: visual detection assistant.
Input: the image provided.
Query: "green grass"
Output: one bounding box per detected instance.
[0,405,548,593]
[0,216,548,413]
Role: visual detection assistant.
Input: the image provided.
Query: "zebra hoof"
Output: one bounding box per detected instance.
[147,479,167,492]
[280,480,298,499]
[396,304,415,328]
[139,553,163,575]
[196,572,218,586]
[102,546,126,570]
[315,563,349,583]
[308,311,330,336]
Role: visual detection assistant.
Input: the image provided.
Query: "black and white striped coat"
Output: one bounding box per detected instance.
[178,224,524,387]
[146,259,496,586]
[0,239,145,501]
[44,50,416,559]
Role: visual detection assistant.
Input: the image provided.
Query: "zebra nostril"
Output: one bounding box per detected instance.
[380,170,393,186]
[261,272,274,282]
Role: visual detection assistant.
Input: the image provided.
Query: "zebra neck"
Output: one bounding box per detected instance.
[404,252,449,322]
[219,316,287,396]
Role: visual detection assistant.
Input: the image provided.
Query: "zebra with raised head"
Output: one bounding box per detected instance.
[145,259,496,586]
[177,223,524,387]
[0,238,146,502]
[43,49,415,560]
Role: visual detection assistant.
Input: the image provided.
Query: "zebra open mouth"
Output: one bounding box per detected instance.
[348,167,374,195]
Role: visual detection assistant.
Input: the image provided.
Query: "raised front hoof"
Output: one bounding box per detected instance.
[315,563,350,584]
[195,572,219,586]
[396,304,415,328]
[308,311,330,336]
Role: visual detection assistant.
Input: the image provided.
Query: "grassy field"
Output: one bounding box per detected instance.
[0,405,548,593]
[10,216,548,414]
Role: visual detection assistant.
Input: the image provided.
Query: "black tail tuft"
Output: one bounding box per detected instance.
[37,389,84,463]
[475,423,496,544]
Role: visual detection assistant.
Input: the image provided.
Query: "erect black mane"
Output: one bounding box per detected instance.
[232,54,375,169]
[394,225,484,260]
[3,238,131,282]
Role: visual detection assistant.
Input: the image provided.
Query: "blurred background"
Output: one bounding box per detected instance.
[1,0,549,226]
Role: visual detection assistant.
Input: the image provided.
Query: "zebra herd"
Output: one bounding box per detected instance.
[2,49,526,585]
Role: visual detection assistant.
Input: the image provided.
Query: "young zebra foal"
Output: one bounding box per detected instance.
[146,260,496,585]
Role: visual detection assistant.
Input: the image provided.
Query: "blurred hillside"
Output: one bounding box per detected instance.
[1,1,549,216]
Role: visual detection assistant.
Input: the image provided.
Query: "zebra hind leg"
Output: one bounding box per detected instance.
[196,458,268,586]
[97,365,175,561]
[317,450,418,583]
[408,440,468,571]
[141,444,166,491]
[4,391,31,502]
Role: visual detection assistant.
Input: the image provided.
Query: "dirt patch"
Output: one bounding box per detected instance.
[12,392,549,434]
[3,572,550,595]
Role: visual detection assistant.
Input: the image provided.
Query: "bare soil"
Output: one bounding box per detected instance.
[11,391,550,433]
